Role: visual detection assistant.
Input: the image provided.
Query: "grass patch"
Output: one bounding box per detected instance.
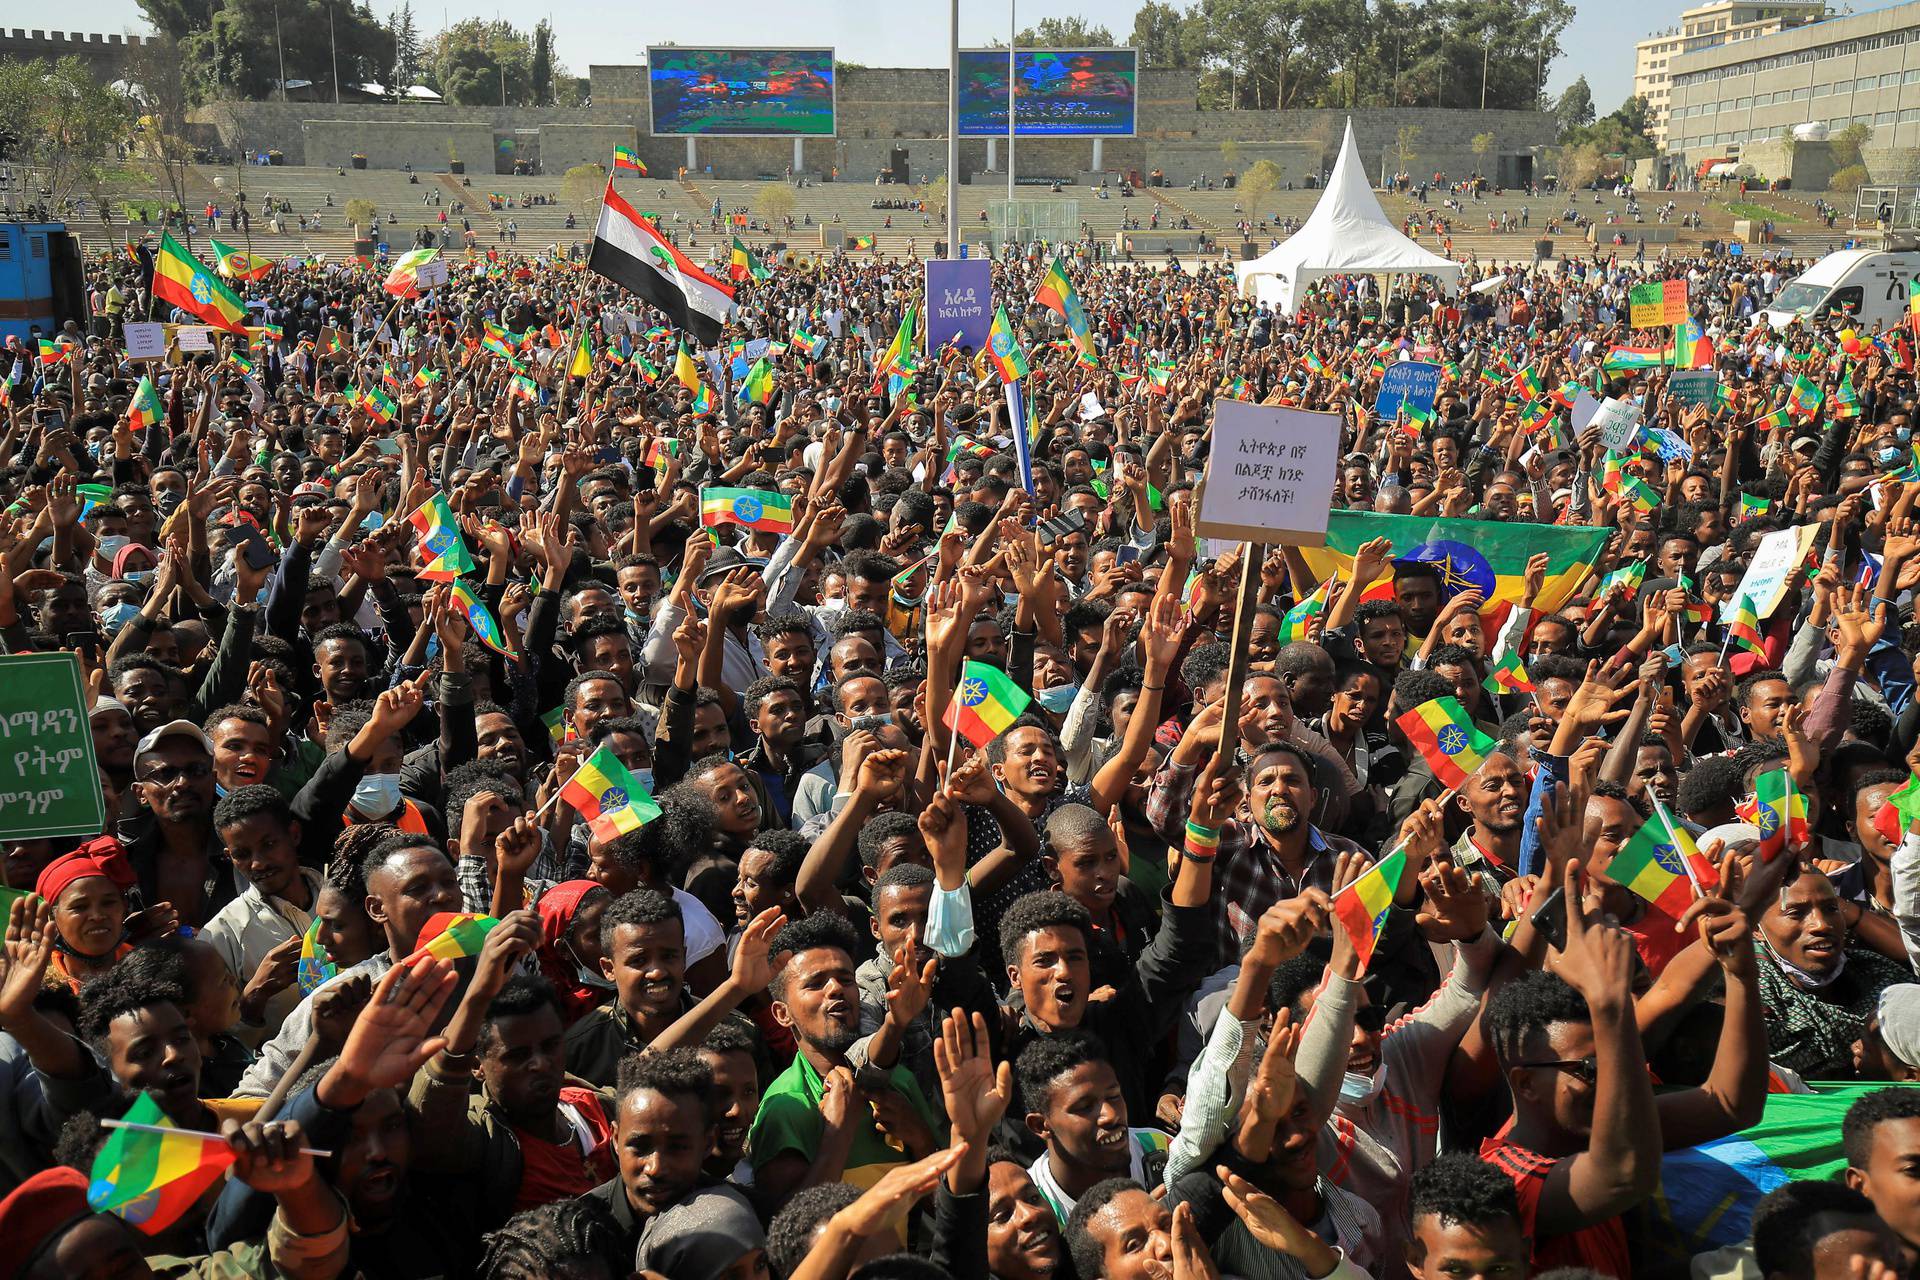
[1723,201,1793,222]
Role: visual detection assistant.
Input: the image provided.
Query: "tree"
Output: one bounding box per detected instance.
[1241,159,1283,218]
[988,16,1118,46]
[1220,140,1243,171]
[1394,123,1422,176]
[561,164,604,216]
[1830,164,1870,193]
[530,19,554,106]
[0,57,132,213]
[1471,131,1495,173]
[1553,74,1595,137]
[343,197,377,234]
[1559,93,1657,163]
[194,0,394,101]
[391,3,423,92]
[122,34,197,219]
[756,181,796,224]
[1131,1,1198,67]
[1558,141,1604,189]
[430,19,534,106]
[919,175,949,224]
[137,0,217,42]
[1832,122,1872,172]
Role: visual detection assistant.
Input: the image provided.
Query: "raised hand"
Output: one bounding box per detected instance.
[884,925,939,1030]
[0,896,55,1028]
[934,1008,1011,1149]
[1416,856,1491,942]
[317,958,456,1106]
[1217,1168,1339,1272]
[729,905,785,994]
[223,1117,316,1196]
[1549,859,1636,1015]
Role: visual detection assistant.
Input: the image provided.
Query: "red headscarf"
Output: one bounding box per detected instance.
[35,838,137,905]
[535,880,613,1025]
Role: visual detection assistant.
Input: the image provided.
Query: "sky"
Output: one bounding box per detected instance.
[50,0,1664,113]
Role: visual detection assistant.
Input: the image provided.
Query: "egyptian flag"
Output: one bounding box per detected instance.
[588,179,734,346]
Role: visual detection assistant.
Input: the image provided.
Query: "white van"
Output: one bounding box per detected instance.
[1762,247,1920,331]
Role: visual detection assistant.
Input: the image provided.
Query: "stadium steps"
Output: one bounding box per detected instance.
[1144,189,1221,234]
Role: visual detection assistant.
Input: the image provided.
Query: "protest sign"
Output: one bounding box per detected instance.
[1593,398,1644,453]
[122,322,167,362]
[1670,370,1720,408]
[1374,361,1441,422]
[924,259,991,355]
[173,326,213,352]
[1723,524,1820,622]
[1630,279,1688,327]
[1196,402,1341,546]
[0,654,106,841]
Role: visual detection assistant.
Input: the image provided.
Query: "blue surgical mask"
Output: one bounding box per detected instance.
[1339,1065,1387,1106]
[632,768,655,794]
[1881,446,1904,466]
[351,772,402,818]
[121,569,154,585]
[1903,429,1914,443]
[100,602,141,634]
[97,534,130,560]
[1034,684,1078,713]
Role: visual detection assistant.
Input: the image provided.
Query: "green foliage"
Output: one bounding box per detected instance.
[1724,201,1791,221]
[1831,123,1871,171]
[0,56,133,209]
[391,3,424,92]
[1553,76,1594,137]
[1471,131,1495,157]
[1219,140,1243,169]
[986,16,1119,46]
[1131,1,1203,67]
[757,182,797,224]
[1393,123,1422,174]
[431,19,536,106]
[1558,93,1655,164]
[1830,163,1871,194]
[560,164,605,214]
[343,197,377,232]
[190,0,394,100]
[531,19,554,106]
[1240,158,1283,217]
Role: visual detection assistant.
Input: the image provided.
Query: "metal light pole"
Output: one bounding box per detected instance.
[1007,0,1016,203]
[329,2,340,104]
[947,0,959,256]
[275,4,288,102]
[1480,30,1491,110]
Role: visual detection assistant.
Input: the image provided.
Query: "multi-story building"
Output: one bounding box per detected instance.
[1635,0,1826,146]
[1665,0,1920,171]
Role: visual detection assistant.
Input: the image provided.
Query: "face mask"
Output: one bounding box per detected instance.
[625,606,649,626]
[121,569,154,585]
[97,535,130,560]
[351,772,402,818]
[1339,1064,1387,1106]
[631,768,655,794]
[1902,429,1913,443]
[1881,446,1904,466]
[1034,684,1078,713]
[214,781,229,800]
[100,602,140,635]
[154,491,183,516]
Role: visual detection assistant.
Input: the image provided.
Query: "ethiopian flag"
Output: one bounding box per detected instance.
[1787,375,1824,419]
[126,374,163,434]
[561,743,662,841]
[1602,345,1666,373]
[1395,696,1496,789]
[674,341,703,393]
[208,236,273,282]
[875,302,920,385]
[384,248,440,298]
[1280,579,1331,644]
[358,385,397,424]
[1648,1085,1920,1267]
[1331,846,1405,973]
[412,912,499,960]
[738,358,775,405]
[413,366,442,391]
[88,1092,236,1235]
[1727,594,1765,654]
[729,237,772,283]
[987,304,1029,383]
[614,145,646,174]
[1739,767,1809,862]
[700,487,793,535]
[1607,808,1696,916]
[449,580,517,659]
[407,492,476,582]
[1035,255,1095,358]
[569,326,595,379]
[1483,647,1534,696]
[1873,774,1920,845]
[296,917,336,996]
[1298,512,1605,621]
[37,338,68,366]
[154,231,248,334]
[944,660,1033,749]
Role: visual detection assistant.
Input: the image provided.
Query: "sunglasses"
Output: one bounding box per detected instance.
[1517,1055,1598,1085]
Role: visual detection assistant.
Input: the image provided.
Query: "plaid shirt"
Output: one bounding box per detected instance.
[1145,757,1369,967]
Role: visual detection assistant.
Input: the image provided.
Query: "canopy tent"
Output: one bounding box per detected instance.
[1235,119,1463,317]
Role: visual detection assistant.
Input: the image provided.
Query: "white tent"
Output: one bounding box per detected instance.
[1235,118,1463,317]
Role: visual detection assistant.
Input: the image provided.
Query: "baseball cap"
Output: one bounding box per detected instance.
[134,719,215,759]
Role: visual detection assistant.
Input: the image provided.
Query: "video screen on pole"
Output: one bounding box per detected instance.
[956,49,1137,137]
[647,48,836,137]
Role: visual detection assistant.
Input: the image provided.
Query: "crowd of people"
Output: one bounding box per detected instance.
[3,221,1920,1280]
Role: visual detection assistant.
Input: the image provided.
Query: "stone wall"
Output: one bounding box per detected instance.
[188,65,1557,185]
[301,120,497,172]
[0,28,152,81]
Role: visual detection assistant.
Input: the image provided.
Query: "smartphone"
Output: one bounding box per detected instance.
[65,631,100,666]
[235,523,277,571]
[1116,544,1142,565]
[1530,886,1568,952]
[374,437,403,456]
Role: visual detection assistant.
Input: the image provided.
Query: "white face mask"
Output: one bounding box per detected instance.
[351,772,402,819]
[1339,1063,1387,1107]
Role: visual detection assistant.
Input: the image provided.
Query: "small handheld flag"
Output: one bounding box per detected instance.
[295,917,336,995]
[1331,848,1406,973]
[700,487,793,535]
[88,1092,237,1235]
[407,492,477,582]
[943,660,1034,749]
[1395,697,1497,789]
[448,580,518,659]
[410,911,500,960]
[560,743,663,841]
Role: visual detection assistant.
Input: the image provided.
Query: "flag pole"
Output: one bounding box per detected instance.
[98,1117,332,1159]
[1212,542,1266,771]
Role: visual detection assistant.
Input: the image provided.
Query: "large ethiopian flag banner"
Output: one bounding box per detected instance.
[1298,512,1607,618]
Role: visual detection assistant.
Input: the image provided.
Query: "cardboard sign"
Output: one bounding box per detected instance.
[1196,401,1342,546]
[121,322,167,361]
[414,257,450,288]
[924,259,991,355]
[1374,361,1441,422]
[174,326,213,352]
[1724,523,1820,622]
[0,653,106,841]
[1570,390,1604,433]
[1669,370,1720,408]
[1593,398,1643,453]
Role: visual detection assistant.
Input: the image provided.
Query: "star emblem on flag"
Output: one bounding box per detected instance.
[992,330,1013,357]
[732,495,763,523]
[1652,842,1682,874]
[959,677,989,707]
[1437,725,1468,756]
[600,785,628,810]
[190,274,212,304]
[1757,807,1780,836]
[425,528,454,554]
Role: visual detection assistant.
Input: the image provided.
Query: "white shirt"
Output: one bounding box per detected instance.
[199,867,323,1048]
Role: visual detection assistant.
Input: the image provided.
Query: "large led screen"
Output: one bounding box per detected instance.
[647,48,836,137]
[956,49,1137,137]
